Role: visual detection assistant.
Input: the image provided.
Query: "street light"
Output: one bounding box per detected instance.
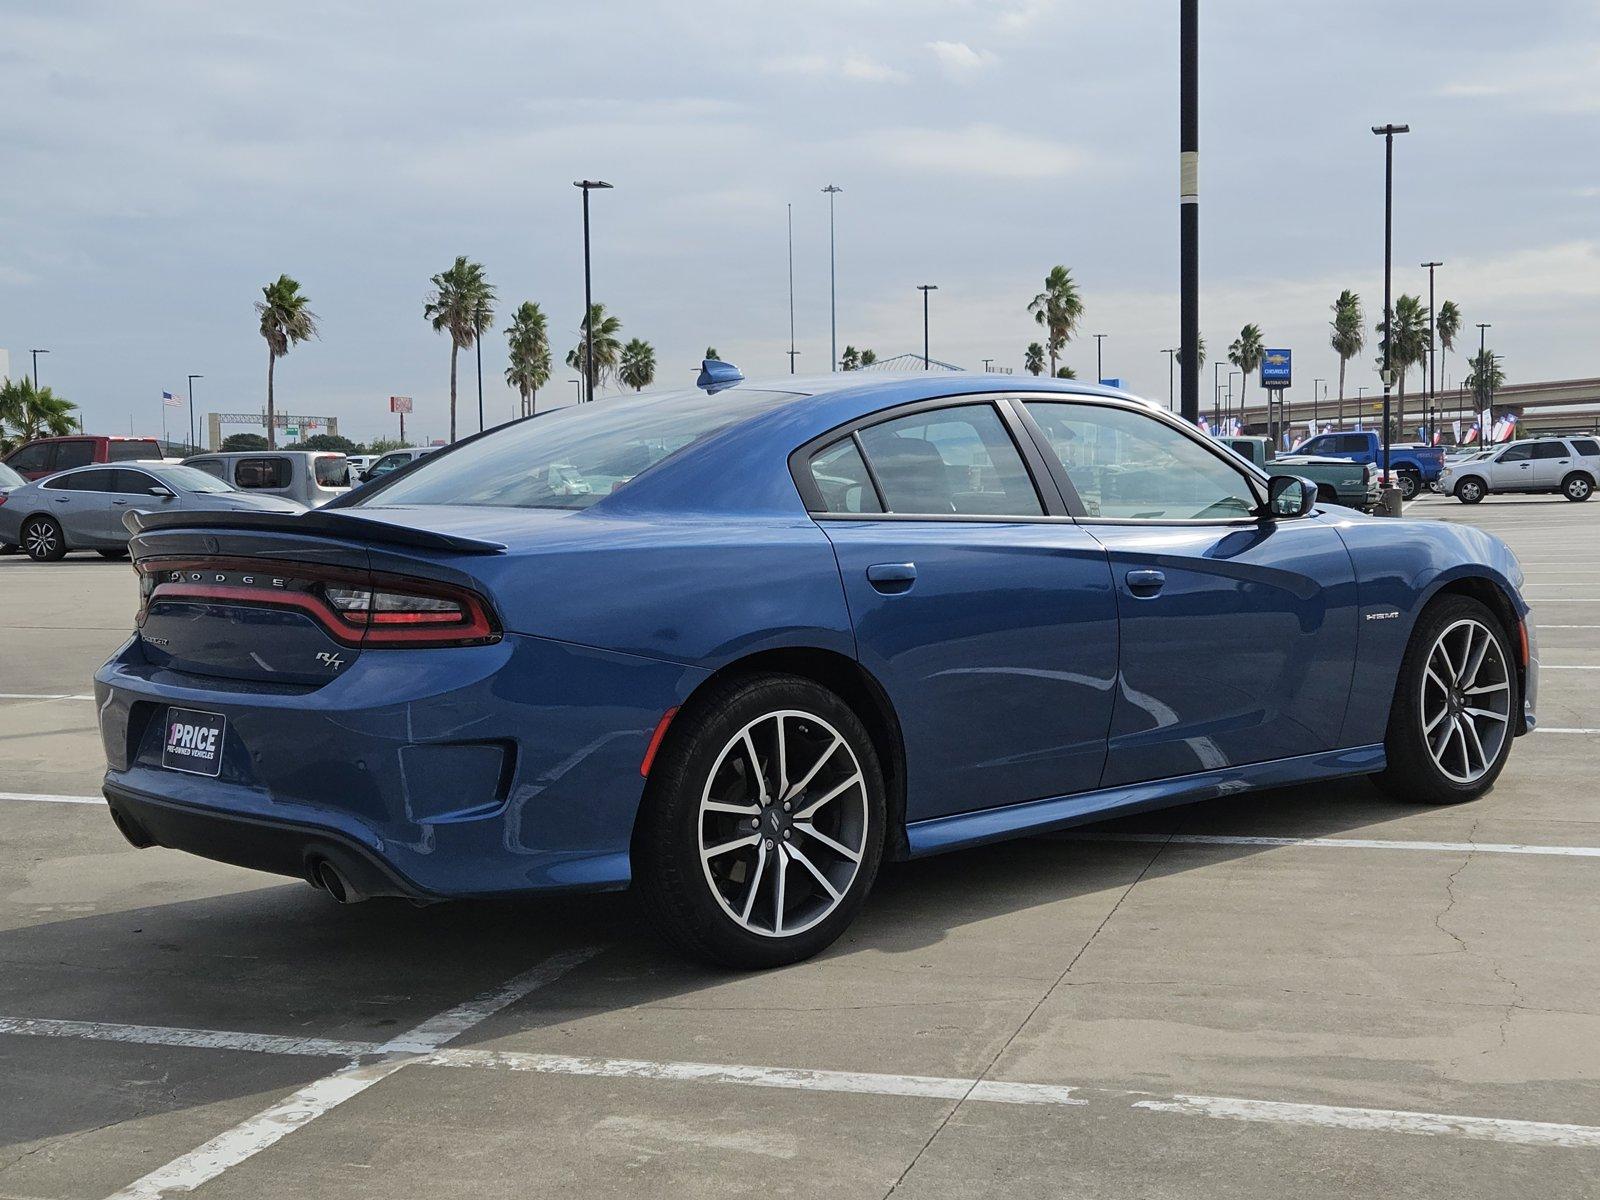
[1163,348,1179,409]
[1093,333,1108,384]
[822,184,843,370]
[1313,377,1324,430]
[786,203,798,374]
[573,180,613,403]
[1213,361,1223,428]
[569,378,582,404]
[187,374,203,453]
[1475,322,1492,415]
[29,348,48,389]
[917,285,938,369]
[1178,0,1199,423]
[1372,122,1409,491]
[1421,261,1443,442]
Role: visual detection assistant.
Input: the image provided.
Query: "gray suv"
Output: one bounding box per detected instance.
[0,463,305,561]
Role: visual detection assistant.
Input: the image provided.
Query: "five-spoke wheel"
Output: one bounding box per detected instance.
[635,674,885,967]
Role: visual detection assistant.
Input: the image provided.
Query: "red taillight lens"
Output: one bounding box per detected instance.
[139,559,498,649]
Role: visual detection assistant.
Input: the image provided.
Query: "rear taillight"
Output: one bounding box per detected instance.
[139,559,499,649]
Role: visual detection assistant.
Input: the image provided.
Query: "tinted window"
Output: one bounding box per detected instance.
[807,438,883,514]
[1025,401,1258,520]
[185,458,227,479]
[234,457,292,489]
[367,388,795,510]
[60,468,117,492]
[313,456,350,487]
[856,404,1041,517]
[55,441,94,469]
[107,440,163,462]
[1533,441,1569,459]
[1498,444,1533,462]
[370,453,410,476]
[152,466,235,494]
[8,443,52,472]
[1571,438,1600,457]
[1337,434,1369,452]
[111,469,159,494]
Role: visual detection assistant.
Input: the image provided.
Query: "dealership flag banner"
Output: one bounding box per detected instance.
[162,390,183,407]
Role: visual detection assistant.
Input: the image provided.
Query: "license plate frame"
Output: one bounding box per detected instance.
[161,707,227,778]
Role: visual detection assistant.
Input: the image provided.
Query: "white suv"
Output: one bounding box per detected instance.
[1442,436,1600,504]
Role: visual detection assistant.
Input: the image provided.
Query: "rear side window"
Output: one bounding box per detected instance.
[1533,442,1569,459]
[855,404,1042,517]
[55,441,94,469]
[314,456,350,487]
[108,440,163,462]
[55,468,117,492]
[1572,439,1600,457]
[807,438,883,514]
[234,457,291,489]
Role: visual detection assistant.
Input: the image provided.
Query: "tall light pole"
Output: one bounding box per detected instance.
[1213,361,1223,428]
[29,348,48,389]
[1163,348,1178,409]
[1312,377,1324,430]
[1476,322,1492,418]
[917,285,938,369]
[1228,370,1240,430]
[1421,261,1442,444]
[822,185,842,371]
[1093,333,1108,383]
[187,374,203,452]
[1372,123,1409,489]
[1179,0,1199,423]
[786,203,798,374]
[573,180,613,403]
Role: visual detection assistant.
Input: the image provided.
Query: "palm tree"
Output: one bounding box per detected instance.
[1464,348,1505,408]
[1054,366,1078,379]
[1436,299,1462,394]
[256,274,319,449]
[503,301,552,417]
[565,304,623,395]
[1377,294,1429,434]
[839,345,861,371]
[618,339,657,392]
[860,349,877,367]
[1024,342,1045,376]
[1227,323,1265,425]
[424,256,495,442]
[1027,266,1084,378]
[704,347,720,361]
[0,378,77,452]
[1330,290,1365,428]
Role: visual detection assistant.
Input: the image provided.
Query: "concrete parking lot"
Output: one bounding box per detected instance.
[2,495,1598,1199]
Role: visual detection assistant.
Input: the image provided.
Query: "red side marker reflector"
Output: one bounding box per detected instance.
[640,707,679,778]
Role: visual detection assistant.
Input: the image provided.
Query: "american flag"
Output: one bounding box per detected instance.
[162,390,183,408]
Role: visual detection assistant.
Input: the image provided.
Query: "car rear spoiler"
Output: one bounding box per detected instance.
[124,508,507,555]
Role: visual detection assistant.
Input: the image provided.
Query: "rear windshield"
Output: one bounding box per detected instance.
[158,465,236,493]
[362,388,796,510]
[108,440,164,462]
[314,456,351,487]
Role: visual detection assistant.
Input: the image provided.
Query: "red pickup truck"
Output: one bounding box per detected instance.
[2,435,165,481]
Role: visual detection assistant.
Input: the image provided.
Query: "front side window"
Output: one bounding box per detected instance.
[854,404,1042,517]
[54,441,94,469]
[1025,401,1259,520]
[8,443,52,473]
[1497,444,1533,462]
[807,438,883,514]
[369,453,409,476]
[185,459,227,480]
[111,469,160,494]
[234,457,292,489]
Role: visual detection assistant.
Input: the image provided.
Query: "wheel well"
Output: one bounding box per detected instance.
[687,648,910,861]
[1427,576,1528,731]
[1315,483,1337,504]
[1563,469,1595,484]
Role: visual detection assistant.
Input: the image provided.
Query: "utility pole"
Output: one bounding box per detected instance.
[1372,123,1409,492]
[822,185,842,371]
[1093,333,1108,383]
[1421,260,1442,446]
[1179,0,1199,423]
[917,285,938,369]
[1163,348,1178,409]
[29,348,48,390]
[187,374,203,453]
[786,203,798,374]
[573,180,613,402]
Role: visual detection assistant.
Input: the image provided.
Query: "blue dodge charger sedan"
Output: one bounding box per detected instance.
[95,372,1538,966]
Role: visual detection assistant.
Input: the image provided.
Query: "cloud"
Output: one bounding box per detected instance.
[763,52,908,84]
[1438,43,1600,114]
[927,41,997,76]
[849,123,1090,180]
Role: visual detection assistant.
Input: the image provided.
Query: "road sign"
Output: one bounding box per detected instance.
[390,395,413,414]
[1260,349,1291,388]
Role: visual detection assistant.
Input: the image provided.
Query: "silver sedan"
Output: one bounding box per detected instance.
[0,462,306,561]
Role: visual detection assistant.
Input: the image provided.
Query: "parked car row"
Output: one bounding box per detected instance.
[1283,431,1446,500]
[1217,436,1380,511]
[1440,436,1600,504]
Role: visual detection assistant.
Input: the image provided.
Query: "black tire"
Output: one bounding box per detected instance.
[20,516,66,562]
[1396,471,1421,501]
[1561,472,1593,502]
[1373,594,1518,805]
[1454,477,1486,505]
[0,541,17,556]
[633,673,886,968]
[97,548,130,559]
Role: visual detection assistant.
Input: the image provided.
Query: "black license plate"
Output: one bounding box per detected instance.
[161,707,227,777]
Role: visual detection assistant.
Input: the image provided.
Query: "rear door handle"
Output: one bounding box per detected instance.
[53,497,69,504]
[1125,569,1165,597]
[866,562,917,594]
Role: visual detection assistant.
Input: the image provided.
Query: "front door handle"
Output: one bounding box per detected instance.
[1126,569,1166,597]
[866,562,917,594]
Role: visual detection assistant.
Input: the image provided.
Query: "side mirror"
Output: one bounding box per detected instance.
[148,485,175,499]
[1264,475,1316,519]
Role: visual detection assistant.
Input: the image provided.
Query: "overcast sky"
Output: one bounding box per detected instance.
[2,0,1596,444]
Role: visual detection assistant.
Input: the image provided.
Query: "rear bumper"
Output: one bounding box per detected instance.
[95,631,708,896]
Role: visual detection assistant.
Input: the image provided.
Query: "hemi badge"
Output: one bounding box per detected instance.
[1365,610,1401,621]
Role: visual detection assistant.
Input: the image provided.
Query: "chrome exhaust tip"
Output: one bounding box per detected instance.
[310,858,367,905]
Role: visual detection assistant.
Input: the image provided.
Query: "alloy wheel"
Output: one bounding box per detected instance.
[23,520,59,560]
[698,709,868,939]
[1420,618,1511,785]
[1568,476,1592,500]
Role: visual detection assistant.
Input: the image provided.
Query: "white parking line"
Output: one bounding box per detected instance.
[101,947,598,1200]
[0,692,94,701]
[1534,727,1600,735]
[1538,625,1600,630]
[1541,665,1600,670]
[0,791,102,806]
[1057,832,1600,858]
[2,1011,1594,1151]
